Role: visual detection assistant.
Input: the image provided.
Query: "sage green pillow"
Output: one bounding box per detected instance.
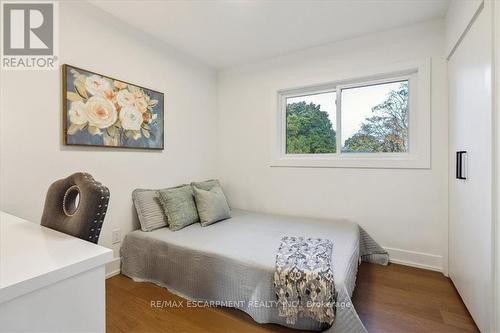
[191,179,221,191]
[158,185,199,231]
[191,179,231,209]
[193,186,231,226]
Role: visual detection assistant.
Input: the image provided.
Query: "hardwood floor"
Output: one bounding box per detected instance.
[352,263,478,333]
[106,263,478,333]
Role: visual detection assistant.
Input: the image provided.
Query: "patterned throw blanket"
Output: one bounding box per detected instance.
[274,236,336,325]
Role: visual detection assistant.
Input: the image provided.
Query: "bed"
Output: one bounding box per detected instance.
[121,209,388,333]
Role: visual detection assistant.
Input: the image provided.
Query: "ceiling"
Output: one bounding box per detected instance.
[90,0,449,69]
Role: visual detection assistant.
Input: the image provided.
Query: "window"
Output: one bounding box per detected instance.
[286,91,337,154]
[340,80,408,153]
[273,60,430,168]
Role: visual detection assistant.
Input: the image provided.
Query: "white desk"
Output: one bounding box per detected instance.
[0,211,113,332]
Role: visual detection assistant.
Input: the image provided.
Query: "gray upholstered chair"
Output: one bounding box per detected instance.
[41,172,110,244]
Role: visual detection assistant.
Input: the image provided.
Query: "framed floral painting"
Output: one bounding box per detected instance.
[62,64,164,149]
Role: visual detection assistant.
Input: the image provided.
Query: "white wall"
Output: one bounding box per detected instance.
[0,4,449,274]
[493,1,499,330]
[445,0,483,58]
[0,2,218,274]
[216,20,448,272]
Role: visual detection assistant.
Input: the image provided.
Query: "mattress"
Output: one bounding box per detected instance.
[121,209,388,333]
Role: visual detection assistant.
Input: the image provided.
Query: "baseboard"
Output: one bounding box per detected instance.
[384,247,443,273]
[105,257,121,279]
[106,269,120,279]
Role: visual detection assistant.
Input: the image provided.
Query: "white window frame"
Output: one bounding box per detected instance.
[271,58,431,169]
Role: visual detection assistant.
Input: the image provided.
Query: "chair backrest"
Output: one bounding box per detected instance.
[41,172,109,244]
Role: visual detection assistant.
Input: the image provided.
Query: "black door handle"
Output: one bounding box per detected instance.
[456,151,466,180]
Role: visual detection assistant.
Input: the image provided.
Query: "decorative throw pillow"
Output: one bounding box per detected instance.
[132,189,168,232]
[158,185,199,231]
[191,179,230,208]
[193,186,231,226]
[191,179,221,191]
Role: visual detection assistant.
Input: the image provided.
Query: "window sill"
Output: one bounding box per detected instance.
[270,154,430,169]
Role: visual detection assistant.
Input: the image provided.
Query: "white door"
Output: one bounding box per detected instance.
[448,3,493,332]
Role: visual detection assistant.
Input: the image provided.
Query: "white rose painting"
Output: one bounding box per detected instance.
[63,65,164,149]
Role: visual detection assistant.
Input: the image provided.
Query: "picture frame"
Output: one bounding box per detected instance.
[62,64,164,150]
